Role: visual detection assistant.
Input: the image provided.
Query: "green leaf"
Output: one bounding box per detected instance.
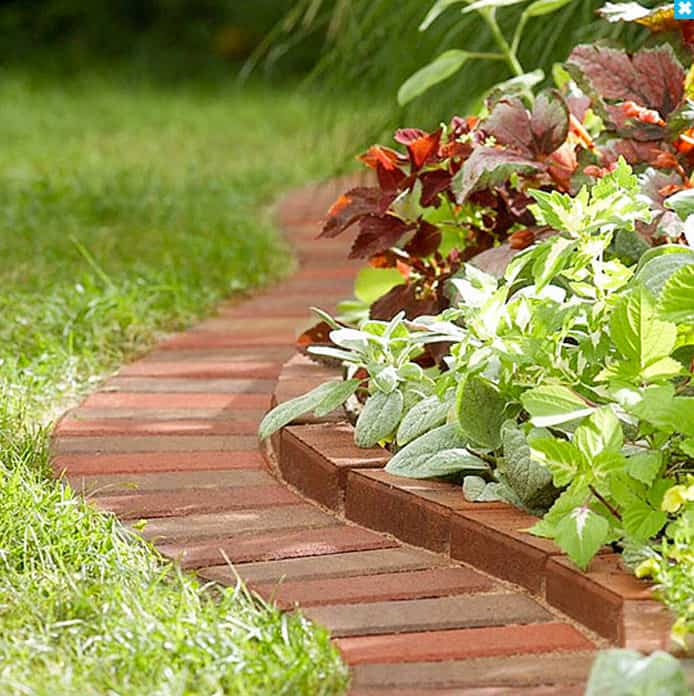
[629,385,694,438]
[259,381,354,440]
[483,70,545,105]
[462,0,527,13]
[622,503,667,540]
[573,407,623,459]
[521,385,594,428]
[555,507,609,569]
[419,0,468,30]
[635,250,694,296]
[386,423,484,478]
[456,376,507,449]
[524,0,573,16]
[371,365,399,394]
[354,389,404,447]
[625,450,662,486]
[530,437,585,487]
[354,267,404,305]
[680,438,694,458]
[528,479,591,538]
[499,421,558,510]
[658,262,694,324]
[313,379,361,417]
[531,236,575,290]
[398,50,469,106]
[664,188,694,220]
[396,394,450,446]
[610,285,677,368]
[585,649,689,696]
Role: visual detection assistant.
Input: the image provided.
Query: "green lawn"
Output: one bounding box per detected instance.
[0,69,361,695]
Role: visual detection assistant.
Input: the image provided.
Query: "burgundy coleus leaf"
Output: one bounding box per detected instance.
[369,282,445,320]
[613,139,675,168]
[420,169,453,206]
[509,228,537,249]
[481,91,569,159]
[297,320,333,354]
[321,187,381,239]
[567,45,685,120]
[349,214,415,259]
[376,162,408,196]
[394,128,427,145]
[453,146,542,202]
[403,220,441,258]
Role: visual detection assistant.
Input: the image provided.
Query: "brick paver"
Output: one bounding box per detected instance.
[50,180,601,693]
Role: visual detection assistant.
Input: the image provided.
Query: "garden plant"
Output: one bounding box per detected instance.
[260,0,694,653]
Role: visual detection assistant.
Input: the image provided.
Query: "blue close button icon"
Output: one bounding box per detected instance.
[675,1,693,18]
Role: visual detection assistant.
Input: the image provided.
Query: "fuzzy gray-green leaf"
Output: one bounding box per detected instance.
[354,389,404,447]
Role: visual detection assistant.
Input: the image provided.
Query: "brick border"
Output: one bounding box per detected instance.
[269,355,677,652]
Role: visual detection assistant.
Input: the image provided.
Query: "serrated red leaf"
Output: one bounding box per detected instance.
[358,145,404,170]
[394,128,427,145]
[321,187,381,239]
[613,139,672,167]
[349,215,414,259]
[568,45,685,118]
[376,162,408,195]
[404,220,441,258]
[369,282,443,320]
[420,169,453,206]
[406,128,443,170]
[481,91,568,160]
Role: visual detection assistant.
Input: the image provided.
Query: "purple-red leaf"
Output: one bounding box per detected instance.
[349,215,414,259]
[567,45,685,119]
[481,91,569,159]
[404,220,441,258]
[453,147,542,202]
[321,187,380,239]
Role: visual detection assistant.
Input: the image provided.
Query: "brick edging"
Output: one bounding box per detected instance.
[270,356,677,652]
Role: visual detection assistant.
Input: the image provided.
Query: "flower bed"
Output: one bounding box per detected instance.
[268,353,676,652]
[260,2,694,661]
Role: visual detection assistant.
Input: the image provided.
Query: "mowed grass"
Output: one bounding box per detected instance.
[0,69,359,695]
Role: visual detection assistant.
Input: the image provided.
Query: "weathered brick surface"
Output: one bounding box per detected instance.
[202,547,444,585]
[303,593,551,637]
[83,392,272,410]
[95,485,299,519]
[350,653,595,691]
[249,567,497,609]
[53,451,264,476]
[335,623,594,665]
[158,525,396,569]
[55,417,260,437]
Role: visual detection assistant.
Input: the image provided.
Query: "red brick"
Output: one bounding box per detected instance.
[107,377,275,393]
[83,392,271,410]
[450,508,561,594]
[279,425,387,511]
[345,470,451,553]
[142,347,293,363]
[335,622,594,665]
[350,653,595,691]
[545,554,673,648]
[52,451,264,476]
[66,469,273,496]
[250,567,497,609]
[95,485,299,519]
[204,547,442,585]
[304,593,551,638]
[158,331,299,350]
[159,525,396,569]
[138,504,335,543]
[118,361,282,379]
[52,434,259,454]
[54,417,259,437]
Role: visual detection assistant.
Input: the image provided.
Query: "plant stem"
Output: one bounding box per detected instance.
[590,484,622,522]
[479,9,525,79]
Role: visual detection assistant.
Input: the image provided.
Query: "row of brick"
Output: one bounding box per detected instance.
[50,178,602,693]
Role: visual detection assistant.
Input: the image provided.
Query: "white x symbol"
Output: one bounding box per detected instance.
[679,1,692,15]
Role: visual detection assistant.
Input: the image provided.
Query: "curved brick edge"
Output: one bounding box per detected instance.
[47,177,659,694]
[271,354,679,654]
